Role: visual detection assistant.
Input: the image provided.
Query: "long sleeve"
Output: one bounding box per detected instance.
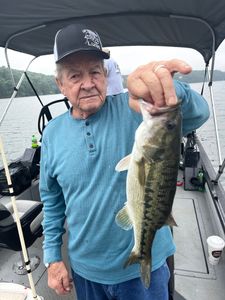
[174,80,210,136]
[40,138,66,264]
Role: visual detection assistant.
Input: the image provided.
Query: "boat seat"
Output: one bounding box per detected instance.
[0,200,43,251]
[0,200,43,274]
[38,97,70,135]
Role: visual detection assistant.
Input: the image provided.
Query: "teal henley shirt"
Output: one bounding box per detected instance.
[40,80,209,284]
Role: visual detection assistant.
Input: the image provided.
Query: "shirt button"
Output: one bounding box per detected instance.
[89,144,94,148]
[85,121,89,126]
[87,132,91,136]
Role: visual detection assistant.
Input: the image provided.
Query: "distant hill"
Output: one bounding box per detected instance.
[173,70,225,83]
[0,66,59,99]
[122,70,225,88]
[1,66,225,99]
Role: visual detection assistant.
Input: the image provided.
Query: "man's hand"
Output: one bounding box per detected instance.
[47,261,73,295]
[128,59,192,111]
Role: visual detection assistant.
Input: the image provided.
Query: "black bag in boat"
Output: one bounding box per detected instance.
[0,146,40,196]
[0,161,32,196]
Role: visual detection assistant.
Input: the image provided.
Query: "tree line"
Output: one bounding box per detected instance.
[122,70,225,88]
[1,66,225,99]
[0,66,59,99]
[173,70,225,84]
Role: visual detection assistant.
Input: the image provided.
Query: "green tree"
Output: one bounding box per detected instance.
[0,66,60,98]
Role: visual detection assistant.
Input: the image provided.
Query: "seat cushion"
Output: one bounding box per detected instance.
[5,200,40,219]
[0,203,11,221]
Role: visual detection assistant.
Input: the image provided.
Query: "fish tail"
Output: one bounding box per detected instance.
[124,253,151,288]
[140,260,151,289]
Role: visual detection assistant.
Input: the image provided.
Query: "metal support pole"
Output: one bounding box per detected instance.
[0,58,35,127]
[207,70,222,165]
[213,158,225,184]
[0,136,43,300]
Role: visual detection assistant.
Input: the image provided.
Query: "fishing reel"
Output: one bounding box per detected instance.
[182,132,205,191]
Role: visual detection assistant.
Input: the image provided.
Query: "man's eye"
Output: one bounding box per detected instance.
[70,74,80,81]
[71,74,79,78]
[92,70,101,75]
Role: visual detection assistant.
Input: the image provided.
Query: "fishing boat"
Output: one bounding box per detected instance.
[0,1,225,299]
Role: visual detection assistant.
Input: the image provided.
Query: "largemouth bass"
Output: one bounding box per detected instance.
[115,100,181,288]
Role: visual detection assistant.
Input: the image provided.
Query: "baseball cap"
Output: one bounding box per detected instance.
[103,48,110,56]
[53,24,110,63]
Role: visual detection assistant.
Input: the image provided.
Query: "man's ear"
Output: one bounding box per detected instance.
[104,67,108,77]
[55,77,65,96]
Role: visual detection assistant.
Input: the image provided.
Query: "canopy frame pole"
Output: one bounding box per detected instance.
[0,135,43,300]
[172,14,224,180]
[207,68,222,165]
[4,24,45,87]
[1,25,47,127]
[0,58,35,127]
[170,14,216,82]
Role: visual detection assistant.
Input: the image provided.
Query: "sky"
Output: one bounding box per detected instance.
[1,40,225,76]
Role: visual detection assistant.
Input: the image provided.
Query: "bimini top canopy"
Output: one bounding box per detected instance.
[1,0,225,63]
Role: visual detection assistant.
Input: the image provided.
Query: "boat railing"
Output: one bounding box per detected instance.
[197,136,225,234]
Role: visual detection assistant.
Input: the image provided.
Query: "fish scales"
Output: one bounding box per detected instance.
[139,160,179,259]
[115,100,181,288]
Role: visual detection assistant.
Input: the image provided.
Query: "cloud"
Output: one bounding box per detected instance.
[110,42,225,74]
[110,46,205,75]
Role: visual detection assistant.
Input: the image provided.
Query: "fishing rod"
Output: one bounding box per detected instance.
[0,135,43,300]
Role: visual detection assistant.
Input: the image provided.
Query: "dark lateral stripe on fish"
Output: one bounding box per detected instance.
[138,164,178,258]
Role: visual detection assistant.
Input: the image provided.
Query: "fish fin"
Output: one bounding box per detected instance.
[166,214,178,227]
[124,251,139,267]
[115,154,131,171]
[115,205,133,230]
[124,252,151,289]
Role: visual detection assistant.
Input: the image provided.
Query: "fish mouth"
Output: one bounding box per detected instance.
[140,100,181,116]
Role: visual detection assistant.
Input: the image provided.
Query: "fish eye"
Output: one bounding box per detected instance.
[166,120,176,130]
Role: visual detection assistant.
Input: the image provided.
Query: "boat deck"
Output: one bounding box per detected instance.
[173,179,225,300]
[0,228,76,299]
[0,173,225,300]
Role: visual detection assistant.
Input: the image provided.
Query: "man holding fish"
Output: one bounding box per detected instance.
[40,24,209,299]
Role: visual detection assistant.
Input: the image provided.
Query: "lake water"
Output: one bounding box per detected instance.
[0,81,225,187]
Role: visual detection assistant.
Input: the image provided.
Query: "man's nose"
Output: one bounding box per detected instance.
[81,74,95,89]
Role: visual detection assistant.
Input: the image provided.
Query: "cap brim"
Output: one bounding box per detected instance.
[56,48,109,63]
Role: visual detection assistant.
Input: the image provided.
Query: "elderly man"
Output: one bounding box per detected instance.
[40,23,209,300]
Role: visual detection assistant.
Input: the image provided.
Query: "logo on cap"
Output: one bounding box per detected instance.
[82,29,102,50]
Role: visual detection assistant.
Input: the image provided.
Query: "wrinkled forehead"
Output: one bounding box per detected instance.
[59,51,104,67]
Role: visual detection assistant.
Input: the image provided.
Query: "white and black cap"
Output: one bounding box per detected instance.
[53,24,110,63]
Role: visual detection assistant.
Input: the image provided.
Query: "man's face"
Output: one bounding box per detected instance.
[56,52,107,119]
